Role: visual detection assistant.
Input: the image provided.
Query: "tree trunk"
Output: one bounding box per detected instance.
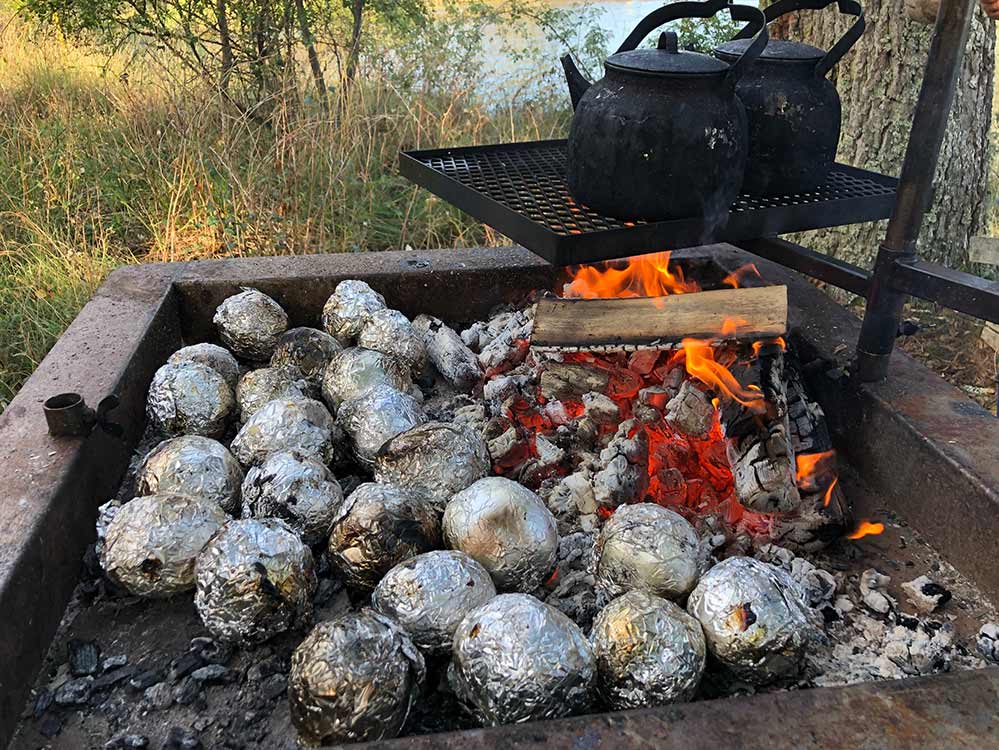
[774,4,994,270]
[345,0,365,84]
[295,0,329,110]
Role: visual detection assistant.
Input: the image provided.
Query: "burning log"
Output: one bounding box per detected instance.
[413,314,482,392]
[531,286,787,351]
[593,419,649,511]
[539,362,610,401]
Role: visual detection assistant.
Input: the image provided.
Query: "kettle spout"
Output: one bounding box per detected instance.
[561,54,592,111]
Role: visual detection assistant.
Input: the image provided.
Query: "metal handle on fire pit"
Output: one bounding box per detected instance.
[615,0,769,87]
[733,0,866,79]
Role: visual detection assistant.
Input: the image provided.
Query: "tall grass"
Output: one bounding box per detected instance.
[0,9,573,408]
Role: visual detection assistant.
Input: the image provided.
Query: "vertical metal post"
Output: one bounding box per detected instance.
[856,0,977,381]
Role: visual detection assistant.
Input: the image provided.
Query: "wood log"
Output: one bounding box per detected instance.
[531,286,788,351]
[719,343,800,514]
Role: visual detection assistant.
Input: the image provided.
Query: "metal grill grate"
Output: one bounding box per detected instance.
[401,139,898,266]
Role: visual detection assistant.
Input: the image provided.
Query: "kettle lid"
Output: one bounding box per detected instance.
[715,38,824,62]
[606,31,730,77]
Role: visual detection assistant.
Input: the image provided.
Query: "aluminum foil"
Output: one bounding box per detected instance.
[168,343,240,391]
[241,450,347,546]
[288,609,425,745]
[686,556,814,684]
[320,347,411,410]
[235,366,313,423]
[450,593,595,725]
[100,494,228,597]
[135,435,243,515]
[373,422,490,513]
[213,288,289,361]
[371,550,497,655]
[270,327,342,387]
[146,361,235,439]
[442,476,559,593]
[336,385,426,466]
[230,397,342,468]
[194,518,316,644]
[357,308,428,377]
[594,503,700,600]
[326,482,441,591]
[590,590,706,709]
[322,280,386,345]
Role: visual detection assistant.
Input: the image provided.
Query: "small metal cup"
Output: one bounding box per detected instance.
[43,393,96,437]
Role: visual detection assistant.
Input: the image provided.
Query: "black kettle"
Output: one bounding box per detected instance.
[714,0,865,196]
[561,0,768,222]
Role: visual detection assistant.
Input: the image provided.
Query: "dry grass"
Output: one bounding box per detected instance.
[0,11,570,408]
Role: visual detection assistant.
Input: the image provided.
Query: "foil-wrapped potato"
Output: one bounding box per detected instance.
[591,590,706,709]
[373,421,490,512]
[443,477,558,592]
[322,280,386,345]
[235,366,313,423]
[320,347,410,410]
[213,288,289,361]
[230,397,341,468]
[327,482,441,591]
[241,450,346,546]
[451,593,595,724]
[135,435,243,515]
[100,494,228,597]
[687,556,815,684]
[336,385,426,466]
[194,518,316,644]
[168,343,240,391]
[357,308,428,376]
[371,550,496,655]
[146,361,235,439]
[270,327,342,387]
[288,610,425,745]
[595,503,700,600]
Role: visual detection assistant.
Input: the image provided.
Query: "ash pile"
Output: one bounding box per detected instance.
[25,274,999,749]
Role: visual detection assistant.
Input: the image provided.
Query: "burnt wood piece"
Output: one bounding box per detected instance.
[531,286,788,351]
[719,343,801,514]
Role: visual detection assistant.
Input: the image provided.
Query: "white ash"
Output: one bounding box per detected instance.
[977,624,999,663]
[582,392,619,425]
[664,381,714,438]
[535,531,600,629]
[534,434,566,469]
[413,314,482,392]
[593,420,648,510]
[859,569,896,615]
[477,311,533,374]
[901,575,952,614]
[755,544,839,608]
[543,469,600,535]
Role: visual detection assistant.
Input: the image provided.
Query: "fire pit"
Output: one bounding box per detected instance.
[1,245,997,749]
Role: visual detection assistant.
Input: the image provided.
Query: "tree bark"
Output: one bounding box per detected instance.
[295,0,329,110]
[773,3,995,270]
[345,0,365,84]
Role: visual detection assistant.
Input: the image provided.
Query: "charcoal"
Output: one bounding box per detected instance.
[413,314,482,392]
[173,676,202,705]
[54,676,94,706]
[105,735,149,749]
[976,623,999,663]
[144,681,175,710]
[190,637,235,665]
[163,727,203,750]
[38,713,64,738]
[261,673,288,701]
[129,668,165,692]
[68,638,101,677]
[101,655,129,673]
[664,380,714,438]
[191,664,235,684]
[901,575,951,613]
[246,656,284,682]
[33,689,53,718]
[92,666,137,692]
[169,651,206,682]
[859,569,895,615]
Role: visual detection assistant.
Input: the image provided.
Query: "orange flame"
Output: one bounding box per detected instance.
[796,450,837,492]
[564,252,701,299]
[723,262,762,289]
[847,520,885,540]
[822,476,839,508]
[681,337,766,411]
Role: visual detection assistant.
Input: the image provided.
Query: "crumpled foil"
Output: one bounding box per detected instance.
[288,609,425,745]
[136,435,243,515]
[371,550,497,655]
[443,476,559,592]
[450,593,595,725]
[270,327,342,387]
[590,590,706,709]
[686,556,815,684]
[194,518,316,644]
[230,397,342,468]
[322,280,386,345]
[168,343,240,391]
[235,366,313,423]
[241,450,347,546]
[373,421,490,513]
[213,288,289,361]
[357,308,428,376]
[327,482,441,591]
[336,385,426,466]
[146,361,235,439]
[320,347,411,410]
[100,494,228,597]
[594,503,700,600]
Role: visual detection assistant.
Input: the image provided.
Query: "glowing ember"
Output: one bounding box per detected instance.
[564,251,700,299]
[847,520,885,540]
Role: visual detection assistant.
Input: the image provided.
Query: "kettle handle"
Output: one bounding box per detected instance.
[733,0,865,79]
[616,0,768,87]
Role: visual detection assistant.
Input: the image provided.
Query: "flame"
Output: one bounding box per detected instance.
[681,335,765,411]
[723,262,762,289]
[796,450,837,492]
[564,252,701,299]
[847,520,885,540]
[752,337,787,355]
